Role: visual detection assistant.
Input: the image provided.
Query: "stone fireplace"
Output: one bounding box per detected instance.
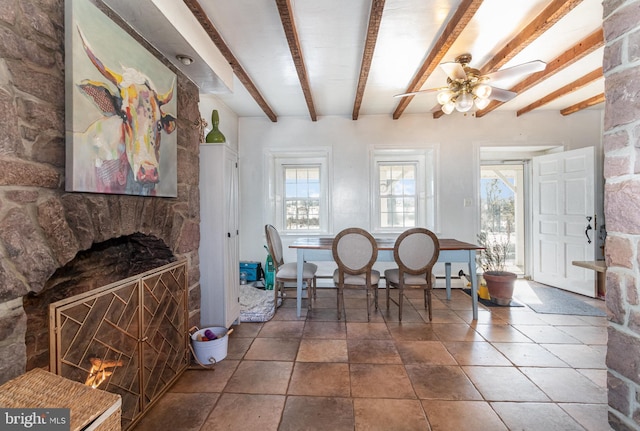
[23,233,177,371]
[0,1,202,385]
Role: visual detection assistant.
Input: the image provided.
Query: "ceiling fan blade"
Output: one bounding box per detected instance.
[440,61,467,80]
[430,103,444,113]
[483,60,546,83]
[393,87,446,98]
[489,87,517,102]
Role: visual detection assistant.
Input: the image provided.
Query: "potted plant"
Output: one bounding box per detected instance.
[477,231,517,305]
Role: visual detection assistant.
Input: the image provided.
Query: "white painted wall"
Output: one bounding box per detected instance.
[237,110,603,277]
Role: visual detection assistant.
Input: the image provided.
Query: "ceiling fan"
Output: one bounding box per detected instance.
[395,53,546,114]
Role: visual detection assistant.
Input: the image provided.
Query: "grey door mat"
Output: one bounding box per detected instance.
[516,283,606,316]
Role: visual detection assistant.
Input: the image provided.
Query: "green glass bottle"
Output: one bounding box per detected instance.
[205,109,226,143]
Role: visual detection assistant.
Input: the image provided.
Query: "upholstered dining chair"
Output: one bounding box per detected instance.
[332,227,380,321]
[384,228,440,321]
[265,224,317,309]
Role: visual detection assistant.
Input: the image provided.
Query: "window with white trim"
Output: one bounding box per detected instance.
[371,148,436,233]
[379,162,417,228]
[269,150,330,233]
[284,165,321,230]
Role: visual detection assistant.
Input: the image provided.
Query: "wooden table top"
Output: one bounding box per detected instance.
[290,236,483,251]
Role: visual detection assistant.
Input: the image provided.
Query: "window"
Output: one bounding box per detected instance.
[379,163,417,228]
[284,165,320,230]
[371,148,436,233]
[268,149,330,233]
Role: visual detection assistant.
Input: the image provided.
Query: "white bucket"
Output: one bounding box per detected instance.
[190,327,229,364]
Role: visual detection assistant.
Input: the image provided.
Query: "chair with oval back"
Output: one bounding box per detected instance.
[332,227,380,321]
[265,224,317,309]
[384,228,440,321]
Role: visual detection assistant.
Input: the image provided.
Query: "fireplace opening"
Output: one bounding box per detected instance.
[23,233,176,371]
[44,256,188,430]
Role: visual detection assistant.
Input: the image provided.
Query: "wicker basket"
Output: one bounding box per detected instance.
[0,368,121,431]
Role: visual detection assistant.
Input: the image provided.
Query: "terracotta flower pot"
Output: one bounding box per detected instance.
[483,271,517,305]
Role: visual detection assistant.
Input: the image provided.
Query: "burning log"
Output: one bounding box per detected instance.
[85,357,123,388]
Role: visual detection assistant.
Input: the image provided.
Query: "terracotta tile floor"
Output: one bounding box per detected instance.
[133,280,610,431]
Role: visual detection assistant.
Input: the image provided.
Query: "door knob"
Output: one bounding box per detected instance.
[585,216,592,244]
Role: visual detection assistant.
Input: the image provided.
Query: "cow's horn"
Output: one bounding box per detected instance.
[157,78,175,106]
[77,26,122,87]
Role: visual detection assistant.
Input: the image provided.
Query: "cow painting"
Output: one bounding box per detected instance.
[67,22,177,197]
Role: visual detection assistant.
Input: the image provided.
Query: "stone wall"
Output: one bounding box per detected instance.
[603,0,640,429]
[0,0,201,384]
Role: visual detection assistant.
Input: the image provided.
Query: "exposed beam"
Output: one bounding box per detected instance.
[275,0,317,121]
[434,0,583,119]
[561,93,605,115]
[183,0,278,122]
[352,0,386,121]
[392,0,484,120]
[475,28,604,118]
[480,0,583,74]
[517,68,603,116]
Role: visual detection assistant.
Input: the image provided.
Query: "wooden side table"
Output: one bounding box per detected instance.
[0,368,121,431]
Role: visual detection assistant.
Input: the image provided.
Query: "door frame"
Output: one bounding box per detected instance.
[477,145,566,280]
[479,160,528,276]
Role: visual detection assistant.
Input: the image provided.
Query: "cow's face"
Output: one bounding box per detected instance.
[118,68,176,185]
[77,28,176,188]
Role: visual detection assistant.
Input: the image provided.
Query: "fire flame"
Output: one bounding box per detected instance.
[85,357,123,388]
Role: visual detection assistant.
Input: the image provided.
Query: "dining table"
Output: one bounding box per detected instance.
[289,236,484,319]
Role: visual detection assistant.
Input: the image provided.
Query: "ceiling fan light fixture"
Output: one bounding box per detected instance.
[474,97,491,110]
[437,90,454,105]
[472,83,492,99]
[397,53,544,115]
[455,92,474,112]
[442,101,455,115]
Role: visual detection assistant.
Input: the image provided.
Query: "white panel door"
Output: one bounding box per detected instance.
[223,147,240,326]
[532,147,596,296]
[200,144,240,328]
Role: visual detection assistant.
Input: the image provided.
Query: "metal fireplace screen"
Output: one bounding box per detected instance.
[49,260,189,430]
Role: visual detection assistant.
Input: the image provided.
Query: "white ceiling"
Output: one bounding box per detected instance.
[106,0,605,121]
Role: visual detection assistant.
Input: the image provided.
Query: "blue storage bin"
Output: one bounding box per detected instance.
[239,261,262,282]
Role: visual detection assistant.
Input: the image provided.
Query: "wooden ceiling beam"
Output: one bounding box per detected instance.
[561,93,605,115]
[352,0,386,121]
[517,67,603,116]
[479,0,583,74]
[275,0,317,121]
[183,0,278,122]
[392,0,484,120]
[434,0,584,119]
[475,28,604,118]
